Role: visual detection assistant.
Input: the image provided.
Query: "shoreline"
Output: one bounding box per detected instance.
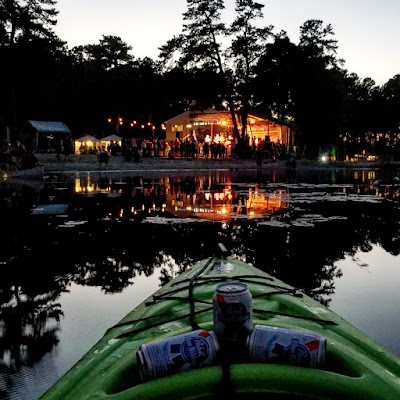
[35,153,400,174]
[2,153,400,180]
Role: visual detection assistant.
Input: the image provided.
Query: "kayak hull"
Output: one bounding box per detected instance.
[41,256,400,399]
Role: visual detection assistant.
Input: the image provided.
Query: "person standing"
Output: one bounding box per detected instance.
[98,147,109,169]
[256,147,263,169]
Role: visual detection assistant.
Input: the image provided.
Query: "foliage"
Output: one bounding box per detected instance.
[0,0,398,159]
[228,0,273,141]
[159,0,242,137]
[0,0,58,45]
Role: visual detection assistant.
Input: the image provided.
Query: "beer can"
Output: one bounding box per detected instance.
[247,325,326,368]
[213,282,253,345]
[136,329,220,382]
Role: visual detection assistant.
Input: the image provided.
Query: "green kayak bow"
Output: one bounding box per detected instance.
[41,247,400,400]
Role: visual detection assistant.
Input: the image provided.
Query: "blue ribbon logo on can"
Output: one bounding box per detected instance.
[137,329,220,382]
[247,325,326,368]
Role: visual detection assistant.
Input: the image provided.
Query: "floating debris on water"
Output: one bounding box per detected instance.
[142,216,209,224]
[57,220,88,228]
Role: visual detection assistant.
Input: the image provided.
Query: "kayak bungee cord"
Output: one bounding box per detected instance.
[188,251,220,330]
[111,248,226,338]
[108,243,337,338]
[110,300,337,340]
[114,307,214,339]
[148,275,301,305]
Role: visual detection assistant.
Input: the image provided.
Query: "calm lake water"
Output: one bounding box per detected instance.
[1,166,400,399]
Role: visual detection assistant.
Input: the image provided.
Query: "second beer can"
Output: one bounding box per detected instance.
[136,329,220,382]
[213,282,253,344]
[247,325,326,368]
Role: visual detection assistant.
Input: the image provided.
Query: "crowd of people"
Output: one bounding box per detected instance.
[0,140,41,170]
[119,137,233,161]
[1,135,299,171]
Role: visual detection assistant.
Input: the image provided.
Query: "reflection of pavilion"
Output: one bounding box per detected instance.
[165,178,288,221]
[245,188,287,218]
[70,175,288,221]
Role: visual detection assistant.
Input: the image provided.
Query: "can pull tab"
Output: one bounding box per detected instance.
[225,284,243,292]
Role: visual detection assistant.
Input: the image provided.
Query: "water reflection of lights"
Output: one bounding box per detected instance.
[168,186,288,221]
[71,176,288,221]
[74,178,123,196]
[353,171,377,182]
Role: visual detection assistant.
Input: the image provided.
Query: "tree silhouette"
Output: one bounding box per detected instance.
[0,2,399,157]
[0,0,61,135]
[228,0,273,142]
[159,0,241,139]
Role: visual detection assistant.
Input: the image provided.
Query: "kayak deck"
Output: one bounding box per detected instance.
[41,256,400,400]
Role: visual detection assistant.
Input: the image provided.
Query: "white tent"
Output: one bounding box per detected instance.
[100,134,123,153]
[74,135,101,154]
[102,134,122,142]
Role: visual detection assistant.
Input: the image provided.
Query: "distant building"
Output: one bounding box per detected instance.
[164,109,295,147]
[24,120,72,152]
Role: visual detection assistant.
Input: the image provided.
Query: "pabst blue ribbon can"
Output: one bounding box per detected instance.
[213,282,253,345]
[247,325,326,368]
[136,329,219,382]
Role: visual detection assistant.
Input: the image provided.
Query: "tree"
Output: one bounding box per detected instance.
[228,0,273,141]
[71,35,133,70]
[299,19,342,68]
[0,0,60,139]
[0,0,58,47]
[253,20,349,156]
[68,36,135,132]
[159,0,241,139]
[159,0,275,146]
[253,33,299,120]
[68,38,169,137]
[293,20,347,156]
[344,74,380,134]
[382,75,400,133]
[380,75,400,160]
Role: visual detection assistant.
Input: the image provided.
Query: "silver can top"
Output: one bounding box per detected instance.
[216,282,248,294]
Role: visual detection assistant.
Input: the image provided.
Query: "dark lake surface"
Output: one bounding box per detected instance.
[1,166,400,399]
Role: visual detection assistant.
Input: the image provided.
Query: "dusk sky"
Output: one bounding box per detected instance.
[55,0,400,86]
